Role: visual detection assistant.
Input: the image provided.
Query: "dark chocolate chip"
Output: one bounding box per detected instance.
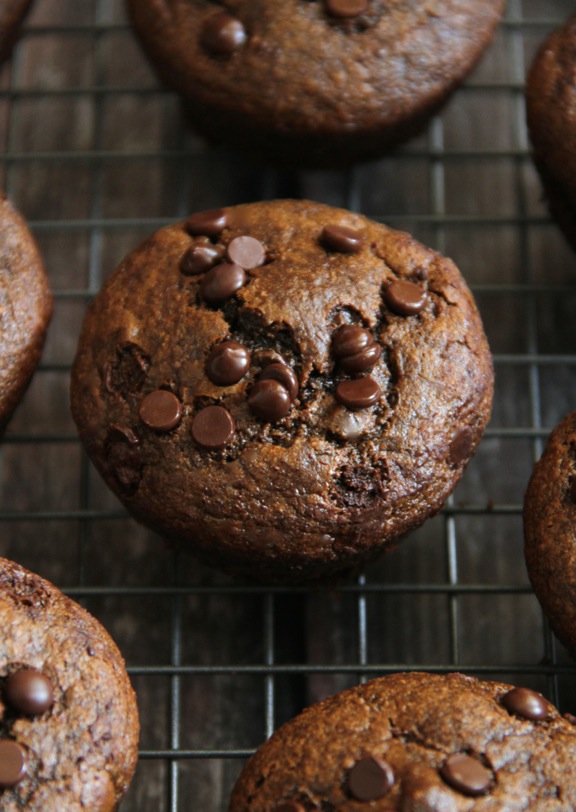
[206,341,251,386]
[248,379,292,422]
[273,803,305,812]
[440,754,492,797]
[192,405,235,449]
[385,279,428,316]
[5,669,54,716]
[331,325,381,374]
[226,235,266,270]
[321,224,364,253]
[180,243,224,276]
[201,262,246,304]
[348,756,395,801]
[185,208,228,238]
[107,424,139,446]
[325,0,369,17]
[335,376,380,410]
[501,687,550,721]
[259,362,299,401]
[449,427,474,466]
[202,13,247,56]
[0,740,27,788]
[139,390,182,432]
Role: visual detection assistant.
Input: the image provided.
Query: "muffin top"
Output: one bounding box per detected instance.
[229,672,576,810]
[71,199,493,582]
[0,557,139,811]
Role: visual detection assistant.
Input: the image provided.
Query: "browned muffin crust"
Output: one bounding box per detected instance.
[0,0,33,63]
[71,199,493,583]
[524,411,576,655]
[126,0,505,166]
[0,195,52,432]
[229,671,576,810]
[526,14,576,251]
[0,557,139,811]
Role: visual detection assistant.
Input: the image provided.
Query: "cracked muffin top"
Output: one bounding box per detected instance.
[126,0,505,166]
[70,199,493,582]
[0,557,139,811]
[229,672,576,811]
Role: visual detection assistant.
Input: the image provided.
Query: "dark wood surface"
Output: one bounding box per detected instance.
[0,0,575,809]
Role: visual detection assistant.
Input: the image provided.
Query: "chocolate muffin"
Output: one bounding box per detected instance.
[0,0,33,63]
[0,195,52,433]
[524,411,576,655]
[526,14,576,252]
[71,199,493,583]
[0,557,139,811]
[229,672,576,810]
[126,0,505,166]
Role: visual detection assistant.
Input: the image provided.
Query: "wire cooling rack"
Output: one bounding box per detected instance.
[1,0,576,809]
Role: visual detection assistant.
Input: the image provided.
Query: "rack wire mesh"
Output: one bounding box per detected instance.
[1,0,576,809]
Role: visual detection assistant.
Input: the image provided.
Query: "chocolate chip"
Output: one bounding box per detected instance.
[201,262,246,304]
[192,405,235,449]
[273,803,305,812]
[206,341,251,386]
[248,379,292,422]
[348,756,395,801]
[5,669,54,716]
[107,424,139,446]
[0,740,28,788]
[449,427,474,466]
[185,208,228,238]
[139,390,182,432]
[325,0,369,17]
[180,243,224,276]
[331,325,381,374]
[226,235,266,270]
[321,224,364,253]
[259,362,299,401]
[440,753,492,797]
[202,13,247,56]
[501,687,550,721]
[385,279,427,316]
[335,376,380,410]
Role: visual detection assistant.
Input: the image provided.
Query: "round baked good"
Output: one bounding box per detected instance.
[0,556,139,811]
[0,0,33,63]
[523,411,576,655]
[70,199,493,583]
[0,195,52,432]
[229,671,576,810]
[526,14,576,252]
[126,0,505,166]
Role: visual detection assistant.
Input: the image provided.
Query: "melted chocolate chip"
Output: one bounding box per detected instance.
[335,376,380,410]
[248,379,292,422]
[348,756,395,801]
[226,235,266,270]
[385,279,428,316]
[202,13,247,56]
[104,343,150,395]
[0,740,28,788]
[107,424,138,446]
[180,243,224,276]
[321,223,364,253]
[440,754,492,797]
[501,687,550,721]
[4,669,54,716]
[192,405,235,449]
[206,341,251,386]
[332,325,381,374]
[449,427,474,466]
[201,262,246,304]
[325,0,369,17]
[185,208,228,238]
[139,390,182,432]
[259,362,299,401]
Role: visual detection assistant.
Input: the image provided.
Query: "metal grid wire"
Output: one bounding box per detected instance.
[1,0,576,809]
